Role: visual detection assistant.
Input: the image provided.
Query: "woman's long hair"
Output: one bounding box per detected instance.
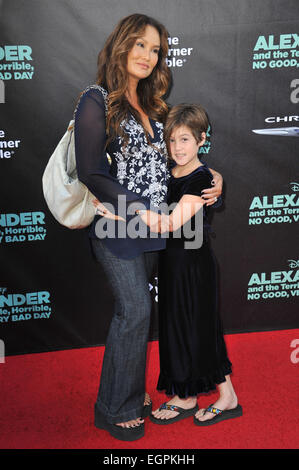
[96,14,171,145]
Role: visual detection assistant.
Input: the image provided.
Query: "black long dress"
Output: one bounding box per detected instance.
[157,163,232,398]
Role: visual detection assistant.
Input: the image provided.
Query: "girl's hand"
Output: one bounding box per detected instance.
[201,171,223,206]
[92,199,125,221]
[160,213,172,233]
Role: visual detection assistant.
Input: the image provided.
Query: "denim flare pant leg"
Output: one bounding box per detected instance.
[91,238,158,425]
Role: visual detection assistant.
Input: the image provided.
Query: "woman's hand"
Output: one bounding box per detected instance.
[137,210,161,233]
[201,170,223,206]
[92,199,125,221]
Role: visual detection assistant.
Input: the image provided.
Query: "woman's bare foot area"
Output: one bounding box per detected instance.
[116,392,151,428]
[144,392,151,406]
[116,417,144,428]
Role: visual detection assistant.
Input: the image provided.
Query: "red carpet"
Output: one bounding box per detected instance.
[0,329,298,449]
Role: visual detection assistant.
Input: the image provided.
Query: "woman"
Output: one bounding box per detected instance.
[74,13,222,441]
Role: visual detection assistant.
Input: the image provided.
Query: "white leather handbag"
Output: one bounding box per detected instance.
[42,119,96,229]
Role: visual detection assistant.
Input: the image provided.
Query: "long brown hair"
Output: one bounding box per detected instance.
[96,14,171,145]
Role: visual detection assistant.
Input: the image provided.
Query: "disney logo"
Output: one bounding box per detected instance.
[290,182,299,192]
[288,260,299,268]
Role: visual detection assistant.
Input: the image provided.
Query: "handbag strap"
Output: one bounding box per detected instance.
[73,84,108,119]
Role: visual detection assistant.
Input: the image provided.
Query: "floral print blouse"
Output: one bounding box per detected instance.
[74,85,170,259]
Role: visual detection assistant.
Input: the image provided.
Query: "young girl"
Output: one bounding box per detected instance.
[149,104,242,426]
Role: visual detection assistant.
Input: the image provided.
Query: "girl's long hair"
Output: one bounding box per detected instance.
[96,14,171,145]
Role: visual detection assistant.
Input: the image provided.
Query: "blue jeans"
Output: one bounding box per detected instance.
[91,238,158,424]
